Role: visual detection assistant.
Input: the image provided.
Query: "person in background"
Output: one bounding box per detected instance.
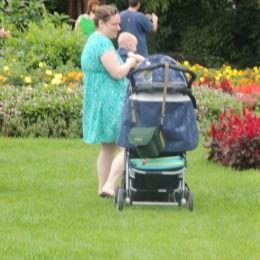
[117,32,145,63]
[120,0,158,57]
[0,28,11,38]
[74,0,101,37]
[81,4,137,198]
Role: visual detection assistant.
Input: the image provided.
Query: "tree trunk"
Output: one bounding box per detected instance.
[65,0,111,21]
[66,0,87,20]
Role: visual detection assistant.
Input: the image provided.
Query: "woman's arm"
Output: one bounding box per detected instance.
[74,15,82,30]
[100,50,136,80]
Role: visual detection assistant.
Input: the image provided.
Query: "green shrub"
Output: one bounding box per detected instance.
[0,0,46,31]
[0,85,83,138]
[3,17,86,70]
[193,85,242,135]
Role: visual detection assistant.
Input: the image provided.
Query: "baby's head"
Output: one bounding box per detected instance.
[118,32,138,53]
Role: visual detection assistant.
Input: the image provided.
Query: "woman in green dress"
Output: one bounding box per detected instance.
[81,5,137,198]
[75,0,100,37]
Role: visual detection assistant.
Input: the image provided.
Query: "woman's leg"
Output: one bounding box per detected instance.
[101,147,125,196]
[97,142,117,195]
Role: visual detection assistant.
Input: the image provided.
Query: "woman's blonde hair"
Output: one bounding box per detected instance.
[93,5,118,28]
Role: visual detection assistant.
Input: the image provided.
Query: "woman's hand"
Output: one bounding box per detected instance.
[101,50,137,79]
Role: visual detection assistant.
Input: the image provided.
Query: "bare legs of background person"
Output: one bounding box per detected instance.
[97,142,124,197]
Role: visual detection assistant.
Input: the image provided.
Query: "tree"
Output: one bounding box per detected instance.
[64,0,108,20]
[10,0,258,68]
[65,0,86,20]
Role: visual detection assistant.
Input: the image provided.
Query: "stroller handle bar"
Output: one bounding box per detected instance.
[128,62,196,89]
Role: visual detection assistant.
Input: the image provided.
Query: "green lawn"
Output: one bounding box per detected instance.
[0,137,259,259]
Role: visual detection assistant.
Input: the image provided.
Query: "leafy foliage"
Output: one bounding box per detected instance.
[193,85,242,135]
[204,107,260,170]
[0,0,46,31]
[0,85,83,138]
[114,0,260,68]
[47,11,75,26]
[2,16,85,69]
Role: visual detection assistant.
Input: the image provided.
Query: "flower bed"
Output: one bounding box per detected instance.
[1,61,260,138]
[182,61,260,111]
[204,107,260,170]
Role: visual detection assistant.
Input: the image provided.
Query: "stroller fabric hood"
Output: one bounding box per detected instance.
[117,54,199,153]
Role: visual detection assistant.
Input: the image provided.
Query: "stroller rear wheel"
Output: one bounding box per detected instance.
[117,188,124,211]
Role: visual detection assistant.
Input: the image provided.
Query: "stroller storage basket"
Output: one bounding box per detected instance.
[129,166,184,192]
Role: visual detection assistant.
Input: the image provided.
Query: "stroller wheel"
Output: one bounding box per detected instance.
[117,188,124,211]
[184,186,189,200]
[168,192,175,202]
[187,190,194,212]
[114,186,119,205]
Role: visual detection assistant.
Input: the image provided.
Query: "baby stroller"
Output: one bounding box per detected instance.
[115,54,198,212]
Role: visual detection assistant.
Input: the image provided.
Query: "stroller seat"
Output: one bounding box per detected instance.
[129,155,186,171]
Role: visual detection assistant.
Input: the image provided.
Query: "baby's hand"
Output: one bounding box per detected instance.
[127,52,135,58]
[126,57,137,68]
[127,52,145,64]
[135,54,145,63]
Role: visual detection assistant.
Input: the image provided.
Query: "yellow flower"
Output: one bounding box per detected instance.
[0,75,4,81]
[46,70,52,76]
[54,73,63,79]
[67,87,73,93]
[44,83,49,88]
[24,76,32,84]
[232,69,238,76]
[51,77,61,85]
[39,62,46,68]
[200,77,204,82]
[3,66,9,71]
[183,60,190,67]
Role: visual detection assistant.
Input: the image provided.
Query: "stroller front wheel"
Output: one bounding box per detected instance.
[187,190,194,211]
[114,186,119,205]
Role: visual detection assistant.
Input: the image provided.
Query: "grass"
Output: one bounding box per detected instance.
[0,137,259,259]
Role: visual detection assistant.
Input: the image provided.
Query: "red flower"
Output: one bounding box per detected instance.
[205,107,260,170]
[211,122,216,139]
[219,110,226,121]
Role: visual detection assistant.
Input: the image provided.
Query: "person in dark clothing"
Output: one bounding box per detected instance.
[120,0,158,57]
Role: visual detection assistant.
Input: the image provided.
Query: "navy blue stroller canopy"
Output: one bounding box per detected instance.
[130,54,191,93]
[117,54,199,153]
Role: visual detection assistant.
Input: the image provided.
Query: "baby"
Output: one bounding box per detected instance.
[117,32,145,64]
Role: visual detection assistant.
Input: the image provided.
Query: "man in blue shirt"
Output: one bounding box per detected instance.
[120,0,158,57]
